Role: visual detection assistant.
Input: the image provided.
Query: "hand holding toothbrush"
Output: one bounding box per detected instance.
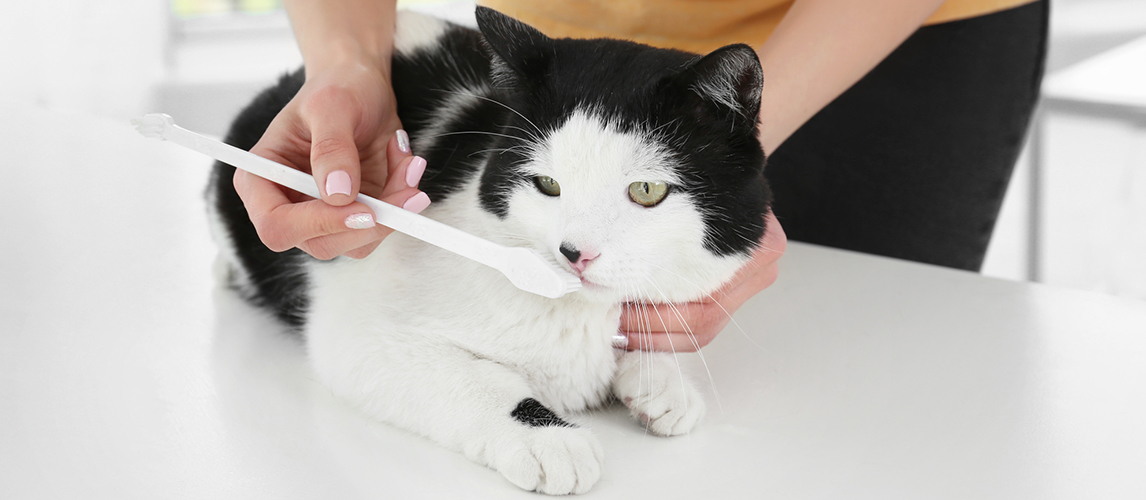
[236,46,429,261]
[237,0,785,349]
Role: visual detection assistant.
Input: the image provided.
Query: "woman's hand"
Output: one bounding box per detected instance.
[234,60,431,260]
[619,211,787,351]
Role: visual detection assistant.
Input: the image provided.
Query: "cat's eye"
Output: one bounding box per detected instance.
[534,176,561,197]
[628,181,670,207]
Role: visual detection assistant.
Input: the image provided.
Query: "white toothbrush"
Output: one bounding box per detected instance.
[133,113,581,299]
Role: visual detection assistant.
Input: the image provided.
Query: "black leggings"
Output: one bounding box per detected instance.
[765,0,1048,271]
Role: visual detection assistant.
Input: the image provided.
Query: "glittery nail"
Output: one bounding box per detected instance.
[396,129,411,154]
[344,212,374,229]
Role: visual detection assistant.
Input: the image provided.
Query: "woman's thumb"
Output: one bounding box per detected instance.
[308,117,362,207]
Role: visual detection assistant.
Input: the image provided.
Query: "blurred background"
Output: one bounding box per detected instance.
[1,0,1143,301]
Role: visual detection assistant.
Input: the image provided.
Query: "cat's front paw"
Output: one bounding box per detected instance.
[491,425,604,495]
[613,354,706,436]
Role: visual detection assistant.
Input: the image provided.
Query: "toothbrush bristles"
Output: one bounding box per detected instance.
[545,254,582,295]
[131,113,174,140]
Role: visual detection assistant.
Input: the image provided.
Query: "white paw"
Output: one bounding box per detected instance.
[491,426,604,495]
[613,354,706,436]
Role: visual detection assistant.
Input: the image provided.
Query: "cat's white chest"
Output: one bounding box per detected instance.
[305,202,621,414]
[500,301,621,414]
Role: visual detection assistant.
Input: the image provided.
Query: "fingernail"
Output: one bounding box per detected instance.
[402,192,431,213]
[326,170,352,197]
[344,212,375,229]
[405,156,426,187]
[396,129,411,154]
[612,333,629,349]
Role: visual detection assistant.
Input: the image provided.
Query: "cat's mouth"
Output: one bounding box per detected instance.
[579,275,604,290]
[557,256,612,294]
[567,267,607,292]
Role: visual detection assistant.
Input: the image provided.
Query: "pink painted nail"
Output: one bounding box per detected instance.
[344,212,375,229]
[396,129,411,154]
[326,170,352,197]
[406,156,426,187]
[402,192,431,214]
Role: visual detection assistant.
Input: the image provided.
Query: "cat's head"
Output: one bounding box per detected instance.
[475,7,771,304]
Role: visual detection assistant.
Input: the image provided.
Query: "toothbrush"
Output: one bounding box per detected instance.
[132,113,581,300]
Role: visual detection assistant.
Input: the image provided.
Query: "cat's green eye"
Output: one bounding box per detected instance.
[534,175,561,197]
[628,181,670,207]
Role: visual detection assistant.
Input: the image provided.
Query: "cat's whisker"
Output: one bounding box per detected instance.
[637,283,691,410]
[630,289,653,436]
[418,130,532,143]
[641,260,766,353]
[433,87,546,141]
[502,125,544,145]
[468,145,531,158]
[643,279,723,414]
[620,284,652,436]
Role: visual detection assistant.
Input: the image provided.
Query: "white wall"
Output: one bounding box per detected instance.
[0,1,168,120]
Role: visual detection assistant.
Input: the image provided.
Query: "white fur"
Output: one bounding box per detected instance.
[393,9,450,55]
[219,12,752,495]
[296,107,748,494]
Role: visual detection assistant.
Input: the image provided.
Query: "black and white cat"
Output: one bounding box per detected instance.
[208,7,770,495]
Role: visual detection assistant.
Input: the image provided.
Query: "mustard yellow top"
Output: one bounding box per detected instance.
[479,0,1037,53]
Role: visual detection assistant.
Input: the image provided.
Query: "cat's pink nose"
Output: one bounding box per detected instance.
[560,243,599,273]
[570,252,599,273]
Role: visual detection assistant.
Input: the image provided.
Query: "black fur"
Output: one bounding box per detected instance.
[511,398,574,428]
[209,8,771,325]
[391,24,504,204]
[209,69,310,327]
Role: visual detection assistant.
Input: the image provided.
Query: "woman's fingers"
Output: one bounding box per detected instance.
[383,129,424,194]
[619,260,780,340]
[302,91,367,206]
[625,332,719,353]
[298,185,428,260]
[236,152,432,259]
[619,212,787,352]
[315,151,431,259]
[619,302,724,351]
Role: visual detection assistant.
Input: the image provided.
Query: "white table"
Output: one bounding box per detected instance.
[2,102,1145,499]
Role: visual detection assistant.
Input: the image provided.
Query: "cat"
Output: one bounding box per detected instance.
[207,6,770,495]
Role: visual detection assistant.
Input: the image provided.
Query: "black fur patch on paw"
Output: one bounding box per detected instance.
[511,398,574,428]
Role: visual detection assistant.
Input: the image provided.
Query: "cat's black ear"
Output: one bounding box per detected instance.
[475,7,554,82]
[673,44,764,124]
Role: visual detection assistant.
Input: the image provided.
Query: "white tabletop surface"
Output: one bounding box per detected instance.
[2,102,1146,499]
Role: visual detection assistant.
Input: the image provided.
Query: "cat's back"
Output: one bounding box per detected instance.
[208,10,504,327]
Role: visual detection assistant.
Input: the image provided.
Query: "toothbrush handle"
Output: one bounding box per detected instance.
[164,123,322,199]
[162,123,510,270]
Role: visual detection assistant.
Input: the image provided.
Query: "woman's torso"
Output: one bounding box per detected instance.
[479,0,1037,53]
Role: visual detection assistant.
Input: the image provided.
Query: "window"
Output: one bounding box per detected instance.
[172,0,283,19]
